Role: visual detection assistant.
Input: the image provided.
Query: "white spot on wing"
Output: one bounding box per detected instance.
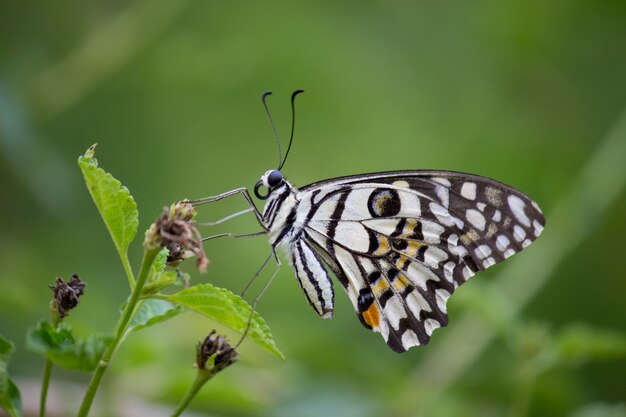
[466,209,486,231]
[436,185,450,208]
[421,220,445,245]
[398,191,421,218]
[451,245,468,258]
[432,177,451,187]
[513,225,526,242]
[462,265,474,279]
[483,257,496,268]
[406,261,440,290]
[532,201,542,212]
[424,318,441,336]
[503,248,516,258]
[460,182,477,200]
[443,261,455,282]
[496,235,510,251]
[383,295,408,330]
[533,220,544,237]
[424,246,448,269]
[392,180,409,187]
[435,289,450,312]
[508,195,531,227]
[401,330,419,348]
[476,244,492,259]
[407,291,432,316]
[430,202,454,227]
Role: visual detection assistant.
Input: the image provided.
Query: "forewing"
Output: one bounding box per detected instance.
[299,171,544,352]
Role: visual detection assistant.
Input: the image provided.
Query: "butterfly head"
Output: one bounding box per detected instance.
[253,89,304,200]
[254,169,284,199]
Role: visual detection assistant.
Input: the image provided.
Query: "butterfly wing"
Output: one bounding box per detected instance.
[296,170,545,352]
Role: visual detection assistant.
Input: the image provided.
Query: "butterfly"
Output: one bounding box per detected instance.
[197,91,545,353]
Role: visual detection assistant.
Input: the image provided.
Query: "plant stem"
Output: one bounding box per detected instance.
[39,359,53,417]
[170,371,212,417]
[76,247,159,417]
[40,315,61,417]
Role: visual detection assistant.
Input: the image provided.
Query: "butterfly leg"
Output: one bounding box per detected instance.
[240,250,274,297]
[202,231,266,241]
[197,208,254,227]
[188,187,266,230]
[235,250,282,348]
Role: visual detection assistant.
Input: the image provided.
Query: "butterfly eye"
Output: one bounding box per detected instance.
[254,170,284,200]
[263,170,283,188]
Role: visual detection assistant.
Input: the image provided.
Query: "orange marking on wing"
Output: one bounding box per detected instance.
[362,303,380,328]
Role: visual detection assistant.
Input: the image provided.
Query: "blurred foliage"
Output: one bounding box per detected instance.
[1,0,625,416]
[0,336,22,417]
[26,321,112,372]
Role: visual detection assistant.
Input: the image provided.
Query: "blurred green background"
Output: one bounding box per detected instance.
[1,1,625,416]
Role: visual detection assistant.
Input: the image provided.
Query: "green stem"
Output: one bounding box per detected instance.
[76,247,159,417]
[170,371,212,417]
[40,315,61,417]
[39,359,53,417]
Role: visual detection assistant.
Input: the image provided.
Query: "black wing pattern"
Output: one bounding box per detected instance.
[297,171,545,352]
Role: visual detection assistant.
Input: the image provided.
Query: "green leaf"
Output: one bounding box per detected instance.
[556,324,626,364]
[158,283,284,360]
[142,248,179,295]
[0,336,22,417]
[150,248,169,278]
[126,299,182,334]
[78,144,139,263]
[142,271,180,295]
[26,321,112,372]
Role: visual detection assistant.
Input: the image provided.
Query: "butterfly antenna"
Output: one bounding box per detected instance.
[262,91,282,168]
[279,89,304,170]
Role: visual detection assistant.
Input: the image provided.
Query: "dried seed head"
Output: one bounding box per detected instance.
[196,330,239,374]
[49,273,86,318]
[145,201,209,272]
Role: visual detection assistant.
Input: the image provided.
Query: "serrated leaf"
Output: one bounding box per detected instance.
[0,336,23,417]
[26,321,112,372]
[159,283,284,360]
[142,248,179,295]
[150,248,169,278]
[78,144,139,264]
[142,271,180,295]
[126,299,182,334]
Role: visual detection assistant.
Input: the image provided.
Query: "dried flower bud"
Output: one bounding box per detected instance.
[49,273,86,318]
[165,241,195,267]
[196,330,239,374]
[145,201,209,272]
